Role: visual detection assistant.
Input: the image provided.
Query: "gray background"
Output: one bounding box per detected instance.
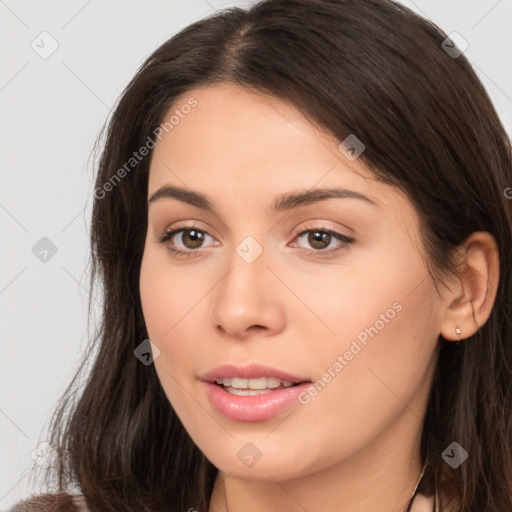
[1,0,511,508]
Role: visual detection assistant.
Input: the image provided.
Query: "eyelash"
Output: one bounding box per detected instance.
[156,223,355,259]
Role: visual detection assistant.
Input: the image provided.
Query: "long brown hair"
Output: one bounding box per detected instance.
[26,0,512,510]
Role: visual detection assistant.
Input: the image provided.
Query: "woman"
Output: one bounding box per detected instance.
[9,0,512,511]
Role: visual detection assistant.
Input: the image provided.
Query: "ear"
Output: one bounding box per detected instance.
[439,231,500,341]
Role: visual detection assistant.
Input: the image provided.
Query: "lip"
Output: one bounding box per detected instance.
[200,363,312,422]
[199,363,311,384]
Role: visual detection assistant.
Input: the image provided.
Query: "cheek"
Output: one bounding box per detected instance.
[278,284,439,477]
[139,247,226,398]
[139,251,202,420]
[140,244,203,336]
[139,250,197,366]
[139,254,168,341]
[293,235,430,352]
[297,241,439,428]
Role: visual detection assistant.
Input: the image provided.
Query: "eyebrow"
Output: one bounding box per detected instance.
[147,184,378,213]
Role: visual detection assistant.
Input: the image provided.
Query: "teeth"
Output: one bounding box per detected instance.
[215,377,296,389]
[225,387,272,396]
[232,377,248,389]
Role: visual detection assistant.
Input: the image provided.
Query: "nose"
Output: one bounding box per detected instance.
[212,245,286,339]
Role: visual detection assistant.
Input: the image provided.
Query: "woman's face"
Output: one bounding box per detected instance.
[139,83,444,482]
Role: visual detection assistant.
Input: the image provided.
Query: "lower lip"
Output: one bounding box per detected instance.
[203,381,312,422]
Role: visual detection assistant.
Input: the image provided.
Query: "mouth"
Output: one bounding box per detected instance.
[199,363,313,421]
[213,377,303,396]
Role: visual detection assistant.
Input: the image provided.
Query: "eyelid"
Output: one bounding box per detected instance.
[290,220,354,238]
[156,219,215,240]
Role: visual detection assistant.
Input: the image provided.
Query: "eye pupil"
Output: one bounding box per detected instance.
[183,229,204,249]
[309,231,331,249]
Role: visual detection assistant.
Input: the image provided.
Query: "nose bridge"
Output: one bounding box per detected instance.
[212,233,284,336]
[220,234,269,305]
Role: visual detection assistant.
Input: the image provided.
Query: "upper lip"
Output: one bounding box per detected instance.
[200,363,311,384]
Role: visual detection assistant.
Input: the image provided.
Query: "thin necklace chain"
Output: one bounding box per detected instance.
[405,461,429,511]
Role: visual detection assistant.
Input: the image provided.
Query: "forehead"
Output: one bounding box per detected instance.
[148,83,376,193]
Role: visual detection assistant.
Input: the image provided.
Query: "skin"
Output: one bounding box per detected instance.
[139,83,499,512]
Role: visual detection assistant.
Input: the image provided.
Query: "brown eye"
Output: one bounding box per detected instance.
[292,227,355,257]
[157,225,216,256]
[307,231,332,250]
[179,229,205,249]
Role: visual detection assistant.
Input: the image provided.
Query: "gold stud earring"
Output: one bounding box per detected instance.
[455,326,461,346]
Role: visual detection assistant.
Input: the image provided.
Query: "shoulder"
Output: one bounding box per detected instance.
[6,493,89,512]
